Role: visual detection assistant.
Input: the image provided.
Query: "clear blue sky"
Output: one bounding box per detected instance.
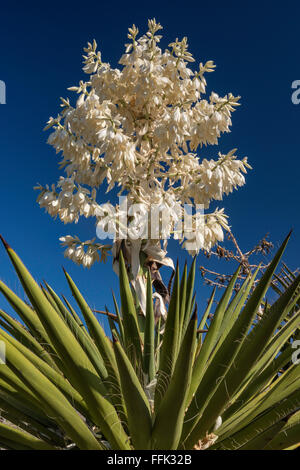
[0,1,299,330]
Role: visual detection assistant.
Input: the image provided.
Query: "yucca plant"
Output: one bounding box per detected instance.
[0,232,299,450]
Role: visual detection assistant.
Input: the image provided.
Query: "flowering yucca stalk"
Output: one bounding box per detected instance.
[36,19,251,311]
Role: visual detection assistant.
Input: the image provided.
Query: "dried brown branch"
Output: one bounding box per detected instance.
[199,230,274,291]
[93,309,118,321]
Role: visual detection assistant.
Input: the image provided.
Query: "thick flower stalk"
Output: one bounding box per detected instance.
[36,19,251,311]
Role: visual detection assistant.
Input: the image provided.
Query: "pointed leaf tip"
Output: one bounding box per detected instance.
[192,303,198,321]
[0,234,11,250]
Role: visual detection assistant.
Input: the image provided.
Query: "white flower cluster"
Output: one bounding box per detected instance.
[181,208,229,255]
[59,235,111,268]
[185,149,251,208]
[38,19,251,267]
[36,176,99,224]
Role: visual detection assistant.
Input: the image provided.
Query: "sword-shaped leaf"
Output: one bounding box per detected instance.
[154,263,180,410]
[113,337,152,450]
[143,270,155,381]
[0,239,130,450]
[152,310,197,449]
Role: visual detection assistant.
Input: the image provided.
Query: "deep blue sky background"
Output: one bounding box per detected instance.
[0,1,299,331]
